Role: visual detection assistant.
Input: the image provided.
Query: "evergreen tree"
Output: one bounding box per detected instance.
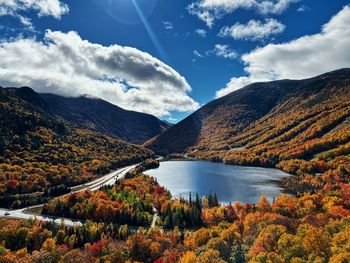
[214,193,219,207]
[191,206,202,227]
[173,209,183,228]
[208,191,213,207]
[195,193,201,209]
[0,137,5,156]
[164,204,173,228]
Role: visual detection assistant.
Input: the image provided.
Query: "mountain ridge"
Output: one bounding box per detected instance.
[0,86,153,203]
[145,68,350,158]
[40,93,170,144]
[145,68,350,194]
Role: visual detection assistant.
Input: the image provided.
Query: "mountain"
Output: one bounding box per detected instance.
[40,94,170,144]
[145,69,350,176]
[0,86,153,203]
[162,120,175,127]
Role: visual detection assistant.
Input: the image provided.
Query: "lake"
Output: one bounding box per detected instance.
[146,160,291,204]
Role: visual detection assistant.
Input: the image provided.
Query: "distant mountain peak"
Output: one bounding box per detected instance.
[40,93,170,144]
[1,86,49,112]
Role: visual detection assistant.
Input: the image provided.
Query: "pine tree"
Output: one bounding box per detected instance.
[208,191,213,207]
[173,209,183,228]
[195,193,201,209]
[164,204,173,228]
[0,137,5,156]
[214,193,219,207]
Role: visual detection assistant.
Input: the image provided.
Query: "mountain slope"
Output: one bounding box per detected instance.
[146,69,350,154]
[145,69,350,192]
[41,94,170,144]
[0,86,153,201]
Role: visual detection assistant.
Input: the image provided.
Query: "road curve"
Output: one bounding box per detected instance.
[0,163,139,226]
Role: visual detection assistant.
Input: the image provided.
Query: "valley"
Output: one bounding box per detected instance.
[0,163,139,226]
[0,86,154,208]
[0,69,349,262]
[146,69,350,196]
[0,0,350,261]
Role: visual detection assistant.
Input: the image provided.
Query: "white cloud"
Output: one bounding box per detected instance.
[193,50,204,57]
[0,30,199,117]
[216,5,350,97]
[188,0,298,27]
[0,0,68,28]
[195,28,207,37]
[0,0,68,18]
[194,45,237,60]
[168,117,178,123]
[297,5,309,12]
[219,18,285,41]
[207,44,237,59]
[163,21,173,30]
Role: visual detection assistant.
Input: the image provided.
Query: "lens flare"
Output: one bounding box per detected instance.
[131,0,168,62]
[105,0,156,25]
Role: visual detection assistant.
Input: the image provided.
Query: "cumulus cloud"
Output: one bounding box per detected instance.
[0,30,199,117]
[195,29,207,37]
[0,0,68,18]
[216,5,350,97]
[207,44,237,59]
[219,18,285,41]
[188,0,298,27]
[0,0,68,28]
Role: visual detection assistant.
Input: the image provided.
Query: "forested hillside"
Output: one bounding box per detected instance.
[0,174,349,262]
[146,69,350,194]
[41,94,170,144]
[0,70,349,262]
[0,87,153,206]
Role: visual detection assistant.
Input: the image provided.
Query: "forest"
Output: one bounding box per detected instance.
[0,81,349,262]
[42,170,236,230]
[0,146,347,263]
[0,187,349,262]
[188,98,350,197]
[0,87,153,208]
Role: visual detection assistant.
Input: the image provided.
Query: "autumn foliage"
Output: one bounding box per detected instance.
[0,87,153,208]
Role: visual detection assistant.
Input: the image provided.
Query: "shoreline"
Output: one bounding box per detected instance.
[145,158,294,205]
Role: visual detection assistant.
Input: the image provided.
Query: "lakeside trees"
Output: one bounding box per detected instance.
[0,82,349,262]
[42,172,234,229]
[43,174,170,226]
[0,189,350,262]
[189,101,350,197]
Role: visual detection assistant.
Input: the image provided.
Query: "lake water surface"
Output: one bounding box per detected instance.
[146,160,291,204]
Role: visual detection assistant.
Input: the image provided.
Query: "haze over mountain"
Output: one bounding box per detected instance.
[145,69,350,163]
[41,94,170,144]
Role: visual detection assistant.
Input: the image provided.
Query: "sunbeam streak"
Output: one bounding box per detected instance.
[131,0,169,62]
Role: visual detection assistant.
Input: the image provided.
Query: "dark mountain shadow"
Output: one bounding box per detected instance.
[40,93,170,144]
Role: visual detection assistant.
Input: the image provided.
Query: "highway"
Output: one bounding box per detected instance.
[0,163,139,227]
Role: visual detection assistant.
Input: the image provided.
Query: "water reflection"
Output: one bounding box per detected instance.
[146,160,291,204]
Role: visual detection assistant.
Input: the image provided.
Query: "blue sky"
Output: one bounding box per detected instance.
[0,0,350,122]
